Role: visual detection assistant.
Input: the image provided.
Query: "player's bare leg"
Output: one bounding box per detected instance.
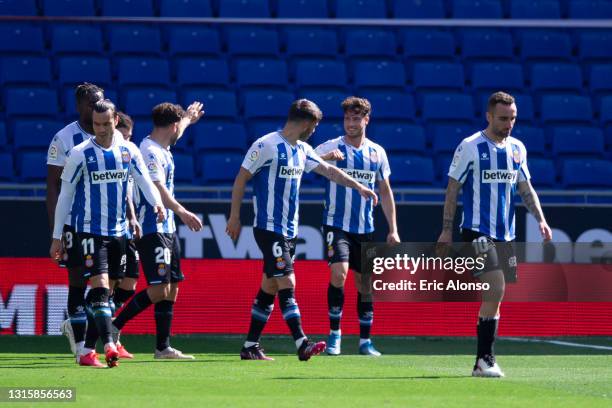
[473,270,505,377]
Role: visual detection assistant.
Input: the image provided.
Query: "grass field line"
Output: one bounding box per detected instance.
[505,337,612,351]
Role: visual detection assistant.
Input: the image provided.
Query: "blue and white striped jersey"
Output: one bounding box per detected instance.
[135,136,176,235]
[242,131,323,238]
[60,134,158,237]
[315,137,390,234]
[448,131,530,241]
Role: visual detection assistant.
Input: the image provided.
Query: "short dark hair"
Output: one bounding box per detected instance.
[487,91,515,113]
[341,96,371,117]
[152,103,186,127]
[93,99,117,116]
[287,99,323,123]
[117,111,134,130]
[75,82,104,103]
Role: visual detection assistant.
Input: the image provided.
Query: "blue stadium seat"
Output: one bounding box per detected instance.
[200,153,243,184]
[235,59,288,88]
[471,63,524,92]
[528,158,556,187]
[520,31,572,61]
[109,26,161,56]
[58,56,112,86]
[511,125,545,156]
[552,126,604,157]
[562,159,612,188]
[568,0,612,18]
[422,94,475,123]
[393,0,445,18]
[435,153,453,182]
[531,63,583,93]
[345,29,397,59]
[402,30,455,59]
[0,153,14,181]
[51,25,103,55]
[219,0,270,17]
[160,0,212,16]
[18,152,47,181]
[431,124,474,153]
[579,32,612,62]
[285,28,338,58]
[359,91,416,121]
[541,95,593,123]
[117,58,170,87]
[176,58,229,87]
[277,0,328,17]
[298,90,348,119]
[353,61,406,89]
[181,89,238,118]
[167,27,221,56]
[226,28,279,56]
[368,124,426,154]
[13,120,64,150]
[0,0,37,15]
[295,60,348,90]
[389,155,435,185]
[461,31,514,61]
[122,88,177,116]
[248,120,284,141]
[5,88,58,117]
[601,96,612,124]
[193,123,247,152]
[336,0,387,18]
[476,92,535,121]
[413,62,464,90]
[173,153,196,183]
[0,57,51,85]
[590,65,612,94]
[510,0,561,18]
[309,122,343,147]
[0,122,6,147]
[44,0,95,16]
[452,0,502,18]
[101,0,153,16]
[0,25,44,54]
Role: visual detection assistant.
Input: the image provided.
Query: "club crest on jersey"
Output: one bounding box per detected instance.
[158,264,167,276]
[276,257,286,270]
[327,246,334,258]
[512,148,520,164]
[370,151,378,163]
[279,166,303,179]
[85,255,94,268]
[121,150,131,163]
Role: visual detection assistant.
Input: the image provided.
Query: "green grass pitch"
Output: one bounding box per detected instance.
[1,335,611,407]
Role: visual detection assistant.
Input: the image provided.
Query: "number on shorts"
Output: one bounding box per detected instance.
[326,231,334,246]
[154,247,171,264]
[272,242,283,258]
[81,238,94,255]
[64,231,73,249]
[472,236,490,255]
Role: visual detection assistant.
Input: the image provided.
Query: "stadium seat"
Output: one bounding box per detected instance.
[5,88,58,117]
[277,0,329,17]
[51,25,104,55]
[159,0,212,16]
[181,89,238,118]
[528,158,556,187]
[589,65,612,94]
[0,122,6,147]
[422,94,475,123]
[18,152,47,181]
[520,31,572,61]
[309,122,343,147]
[353,61,406,89]
[295,60,348,90]
[176,58,230,87]
[0,57,52,85]
[58,56,112,86]
[13,120,64,150]
[359,91,416,121]
[117,58,170,87]
[562,159,612,188]
[226,28,279,56]
[43,0,95,16]
[413,62,464,91]
[389,155,435,185]
[601,96,612,124]
[579,32,612,62]
[173,153,196,183]
[540,95,593,123]
[243,90,295,119]
[568,0,612,18]
[336,0,387,18]
[101,0,153,16]
[402,30,456,59]
[530,63,583,93]
[510,0,561,18]
[167,27,221,56]
[0,25,44,54]
[109,26,162,56]
[285,28,338,58]
[345,29,397,59]
[511,125,545,157]
[122,88,177,116]
[452,0,503,18]
[248,120,284,141]
[475,92,535,121]
[368,124,426,154]
[235,59,288,88]
[471,63,524,92]
[461,31,514,61]
[431,124,474,153]
[200,153,243,184]
[435,153,453,182]
[0,153,14,181]
[0,0,37,15]
[219,0,270,17]
[299,90,348,119]
[193,123,247,152]
[552,126,604,157]
[393,0,445,18]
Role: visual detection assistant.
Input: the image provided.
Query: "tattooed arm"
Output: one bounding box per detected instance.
[518,180,552,241]
[437,177,462,244]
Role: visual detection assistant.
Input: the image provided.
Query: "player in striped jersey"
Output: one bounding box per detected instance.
[314,97,400,357]
[437,92,552,377]
[50,100,165,367]
[226,99,378,361]
[46,83,104,358]
[112,102,204,360]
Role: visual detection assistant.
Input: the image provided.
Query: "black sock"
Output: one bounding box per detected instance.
[246,289,275,343]
[88,287,113,345]
[113,290,152,330]
[155,300,174,351]
[477,316,499,358]
[278,288,305,343]
[328,283,344,331]
[357,292,374,340]
[84,297,99,350]
[112,288,135,312]
[67,286,87,343]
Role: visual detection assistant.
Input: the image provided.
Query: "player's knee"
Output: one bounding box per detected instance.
[119,277,138,291]
[275,275,295,290]
[89,274,109,289]
[147,284,169,303]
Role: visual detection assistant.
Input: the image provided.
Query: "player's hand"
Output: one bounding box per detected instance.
[225,216,242,241]
[154,205,166,223]
[49,239,64,263]
[435,230,453,257]
[321,149,345,161]
[130,218,142,240]
[358,186,378,206]
[179,210,203,232]
[387,231,400,245]
[186,101,204,124]
[539,221,552,241]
